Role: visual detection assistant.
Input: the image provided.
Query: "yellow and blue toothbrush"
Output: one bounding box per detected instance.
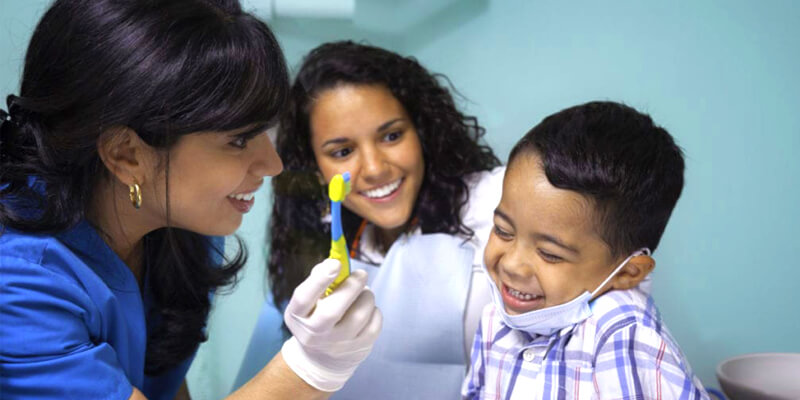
[325,172,351,296]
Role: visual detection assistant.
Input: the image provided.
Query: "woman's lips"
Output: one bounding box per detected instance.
[358,178,404,203]
[228,192,256,214]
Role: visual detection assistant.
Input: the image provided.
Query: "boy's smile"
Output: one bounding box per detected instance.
[499,282,545,313]
[484,152,626,315]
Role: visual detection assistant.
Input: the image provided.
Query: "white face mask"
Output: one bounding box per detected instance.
[485,248,651,336]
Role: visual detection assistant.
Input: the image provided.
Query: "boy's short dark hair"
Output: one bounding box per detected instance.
[509,101,685,257]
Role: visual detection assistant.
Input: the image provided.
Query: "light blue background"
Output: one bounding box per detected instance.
[2,1,799,398]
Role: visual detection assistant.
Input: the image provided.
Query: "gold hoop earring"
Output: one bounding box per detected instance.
[129,181,142,209]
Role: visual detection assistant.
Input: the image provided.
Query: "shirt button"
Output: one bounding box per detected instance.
[523,349,535,362]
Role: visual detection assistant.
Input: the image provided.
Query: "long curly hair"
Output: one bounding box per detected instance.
[0,0,288,374]
[268,41,500,310]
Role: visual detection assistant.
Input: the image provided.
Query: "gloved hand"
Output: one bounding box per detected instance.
[281,259,382,392]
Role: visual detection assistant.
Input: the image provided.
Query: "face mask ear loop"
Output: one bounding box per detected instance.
[590,247,651,297]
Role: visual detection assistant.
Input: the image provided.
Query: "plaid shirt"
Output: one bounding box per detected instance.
[462,285,709,400]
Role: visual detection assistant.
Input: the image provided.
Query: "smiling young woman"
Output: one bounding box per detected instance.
[236,41,504,399]
[309,84,425,248]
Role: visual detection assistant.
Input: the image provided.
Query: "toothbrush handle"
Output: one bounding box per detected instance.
[325,200,350,296]
[325,236,350,296]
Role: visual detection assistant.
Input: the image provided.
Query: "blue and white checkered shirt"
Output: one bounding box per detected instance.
[462,284,709,400]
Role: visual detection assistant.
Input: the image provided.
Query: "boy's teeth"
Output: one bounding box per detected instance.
[508,287,539,301]
[363,179,402,198]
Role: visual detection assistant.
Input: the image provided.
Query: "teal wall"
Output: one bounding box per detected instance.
[0,1,49,96]
[3,1,799,398]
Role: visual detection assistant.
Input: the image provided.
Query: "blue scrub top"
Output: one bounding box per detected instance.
[0,219,219,399]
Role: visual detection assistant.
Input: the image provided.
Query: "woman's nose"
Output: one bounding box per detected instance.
[359,147,390,182]
[251,133,283,177]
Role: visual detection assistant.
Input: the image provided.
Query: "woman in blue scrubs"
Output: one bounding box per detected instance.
[0,1,380,399]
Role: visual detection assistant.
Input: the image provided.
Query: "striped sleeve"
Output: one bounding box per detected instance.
[593,323,709,400]
[462,314,487,399]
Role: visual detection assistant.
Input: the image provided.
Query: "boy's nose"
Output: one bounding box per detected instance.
[502,264,535,282]
[500,249,535,280]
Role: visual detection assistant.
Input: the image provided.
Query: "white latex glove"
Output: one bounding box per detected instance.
[281,259,382,392]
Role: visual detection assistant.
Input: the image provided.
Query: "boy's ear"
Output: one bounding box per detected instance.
[96,127,152,186]
[610,255,655,290]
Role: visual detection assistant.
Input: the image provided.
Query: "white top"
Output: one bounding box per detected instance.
[353,166,506,359]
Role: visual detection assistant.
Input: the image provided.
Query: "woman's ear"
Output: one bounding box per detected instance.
[610,255,655,290]
[96,127,151,186]
[316,170,327,185]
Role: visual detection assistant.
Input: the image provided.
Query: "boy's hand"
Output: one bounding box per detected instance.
[281,259,383,392]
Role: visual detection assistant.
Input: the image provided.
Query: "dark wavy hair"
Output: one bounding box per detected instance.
[268,41,500,311]
[509,101,685,258]
[0,0,288,374]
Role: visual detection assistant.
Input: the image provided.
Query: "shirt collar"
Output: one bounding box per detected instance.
[56,220,140,292]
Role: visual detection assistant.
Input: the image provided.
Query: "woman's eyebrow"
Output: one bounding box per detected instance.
[230,123,269,138]
[322,137,349,147]
[376,118,403,132]
[321,118,405,148]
